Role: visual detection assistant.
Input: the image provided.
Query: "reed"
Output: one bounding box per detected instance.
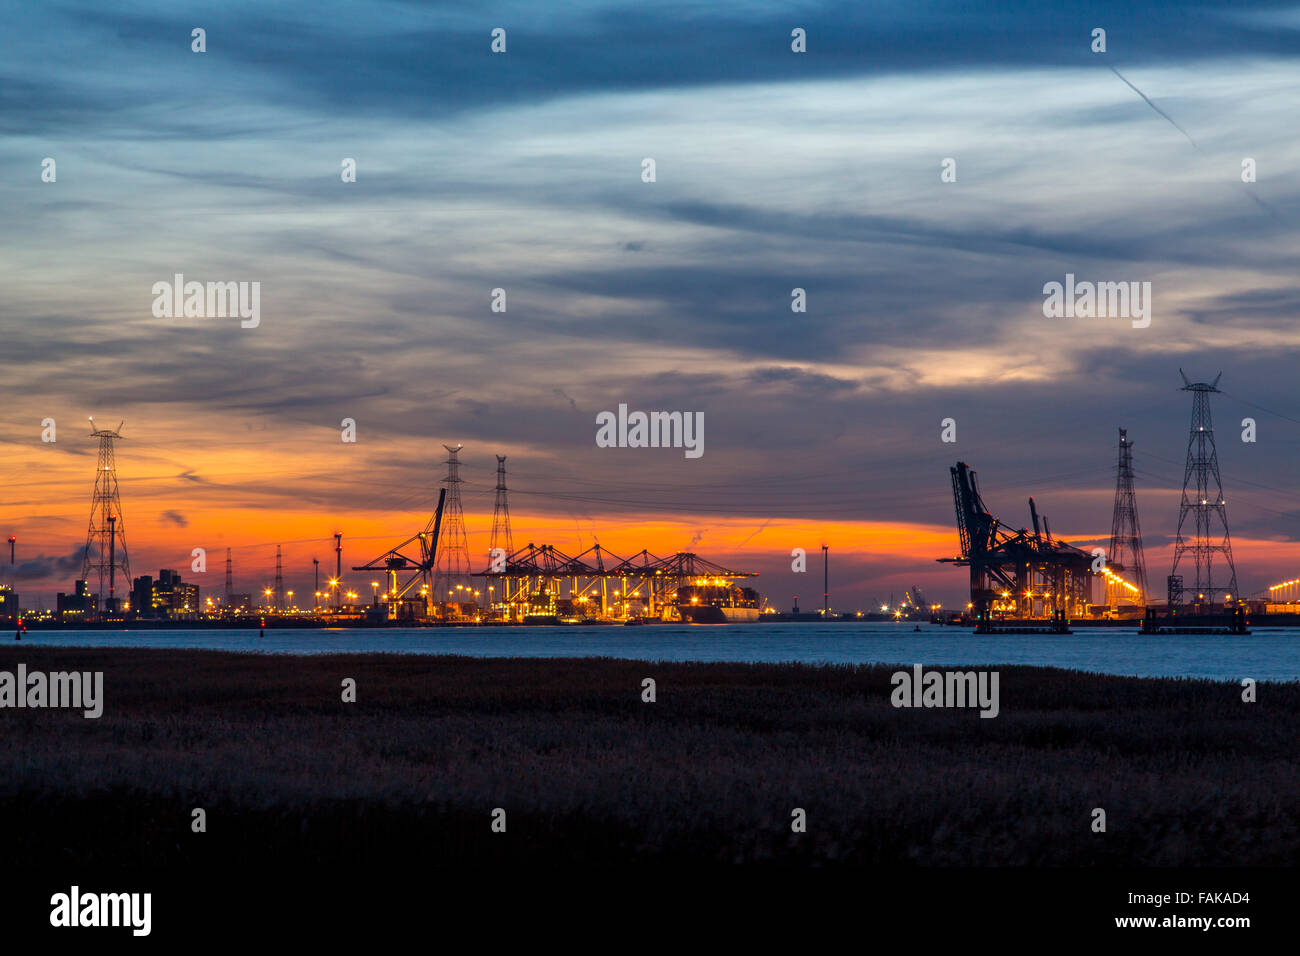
[1,647,1295,867]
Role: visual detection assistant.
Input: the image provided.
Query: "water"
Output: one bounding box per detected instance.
[12,622,1299,681]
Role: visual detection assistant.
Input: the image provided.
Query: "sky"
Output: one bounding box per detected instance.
[2,0,1300,609]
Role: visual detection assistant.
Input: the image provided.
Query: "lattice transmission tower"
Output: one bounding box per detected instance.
[489,455,515,605]
[1169,371,1238,608]
[81,418,132,617]
[432,443,473,606]
[1106,428,1148,606]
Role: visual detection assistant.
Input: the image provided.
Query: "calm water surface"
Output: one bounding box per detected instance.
[15,622,1299,681]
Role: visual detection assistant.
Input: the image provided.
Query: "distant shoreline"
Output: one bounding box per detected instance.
[13,614,1300,629]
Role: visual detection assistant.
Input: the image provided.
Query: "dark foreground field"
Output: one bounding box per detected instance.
[2,647,1297,868]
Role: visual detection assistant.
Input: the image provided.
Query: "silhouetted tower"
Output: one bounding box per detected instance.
[274,545,284,610]
[225,548,233,606]
[334,533,343,610]
[490,454,514,556]
[1170,371,1238,608]
[432,443,473,606]
[821,544,829,615]
[489,455,515,606]
[313,557,320,604]
[1106,428,1148,606]
[81,419,132,617]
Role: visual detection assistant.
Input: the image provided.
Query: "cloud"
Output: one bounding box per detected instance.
[3,0,1300,608]
[12,548,86,582]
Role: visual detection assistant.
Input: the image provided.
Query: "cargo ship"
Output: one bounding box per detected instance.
[676,583,764,623]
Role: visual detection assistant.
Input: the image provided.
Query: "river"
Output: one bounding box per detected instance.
[13,621,1299,681]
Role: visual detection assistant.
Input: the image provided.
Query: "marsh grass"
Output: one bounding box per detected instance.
[1,648,1295,867]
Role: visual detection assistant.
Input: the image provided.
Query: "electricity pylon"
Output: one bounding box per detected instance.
[1106,428,1148,607]
[432,443,473,610]
[81,418,132,617]
[489,455,514,602]
[1169,371,1238,608]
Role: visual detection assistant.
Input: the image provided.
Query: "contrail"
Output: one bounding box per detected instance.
[1109,65,1275,216]
[1109,66,1198,149]
[735,519,772,549]
[1241,187,1277,217]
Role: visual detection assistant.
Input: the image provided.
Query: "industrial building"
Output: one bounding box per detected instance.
[131,569,201,620]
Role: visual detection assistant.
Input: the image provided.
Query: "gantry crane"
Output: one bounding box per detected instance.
[352,488,446,619]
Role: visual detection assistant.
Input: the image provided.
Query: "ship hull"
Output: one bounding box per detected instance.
[677,605,760,624]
